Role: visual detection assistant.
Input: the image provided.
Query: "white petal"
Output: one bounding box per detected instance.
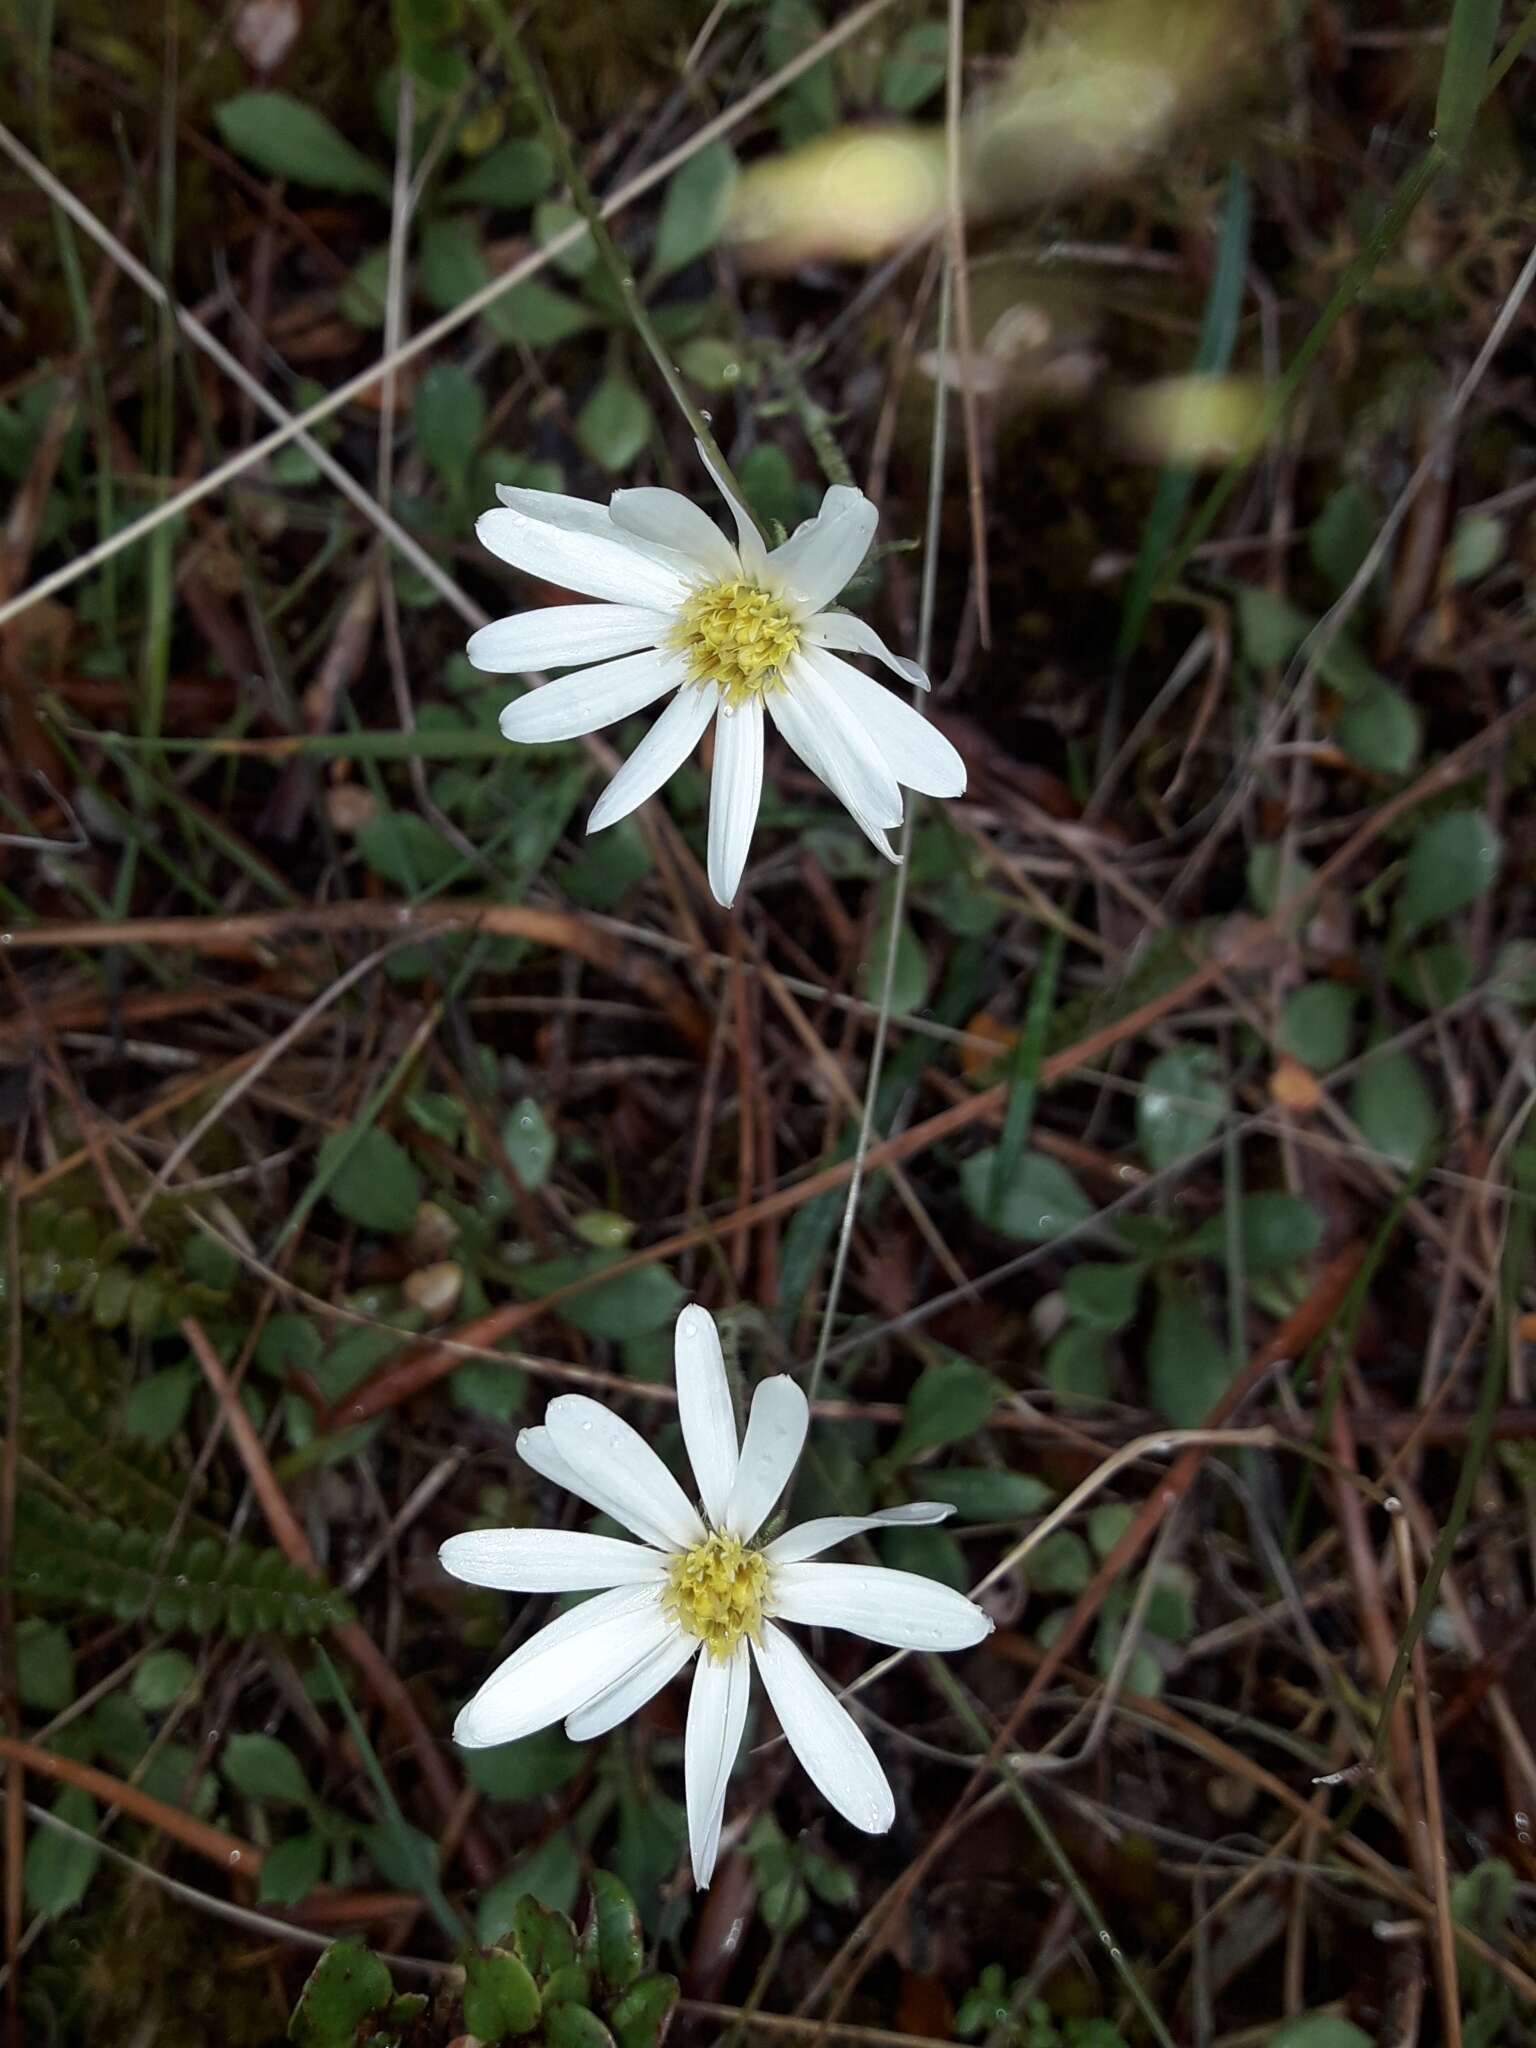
[467,604,669,675]
[516,1424,585,1499]
[492,485,704,577]
[706,695,764,909]
[478,505,692,610]
[695,438,767,577]
[765,1503,955,1564]
[587,684,717,835]
[565,1628,699,1741]
[610,488,740,580]
[545,1394,705,1553]
[768,1563,993,1650]
[499,649,685,745]
[724,1376,808,1540]
[805,611,929,689]
[454,1585,668,1746]
[802,649,966,799]
[674,1303,738,1525]
[767,486,877,611]
[517,1423,688,1552]
[685,1642,751,1888]
[750,1622,894,1835]
[439,1528,666,1592]
[769,658,903,859]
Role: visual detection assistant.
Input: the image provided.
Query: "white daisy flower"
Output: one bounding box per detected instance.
[440,1303,993,1889]
[467,446,966,907]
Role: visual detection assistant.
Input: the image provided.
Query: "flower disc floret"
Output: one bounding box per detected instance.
[671,579,800,706]
[663,1530,769,1659]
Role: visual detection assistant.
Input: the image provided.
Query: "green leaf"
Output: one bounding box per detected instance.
[462,1720,581,1802]
[1188,1192,1322,1273]
[1279,982,1356,1071]
[677,338,748,391]
[487,280,595,347]
[961,1146,1096,1242]
[477,1835,584,1944]
[415,362,485,493]
[1147,1281,1230,1427]
[341,246,390,327]
[886,1357,998,1466]
[1136,1046,1226,1169]
[356,808,464,888]
[257,1314,325,1379]
[1394,807,1502,942]
[1087,1503,1134,1558]
[17,1621,74,1711]
[512,1894,579,1975]
[1335,676,1421,776]
[880,21,947,111]
[1247,842,1315,920]
[924,1469,1053,1520]
[214,93,389,198]
[1393,941,1473,1011]
[317,1126,422,1233]
[1308,481,1378,593]
[861,913,929,1016]
[223,1731,311,1805]
[503,1096,556,1190]
[651,141,737,281]
[880,1523,968,1588]
[584,1869,644,1989]
[562,818,653,909]
[360,1818,442,1892]
[576,378,652,474]
[512,1254,683,1340]
[419,215,487,311]
[25,1787,99,1917]
[132,1650,197,1714]
[609,1974,680,2048]
[463,1948,542,2041]
[1044,1325,1111,1403]
[1435,0,1502,158]
[1266,2021,1374,2048]
[1445,512,1504,584]
[260,1830,326,1906]
[121,1364,195,1446]
[1235,585,1308,667]
[1027,1530,1091,1594]
[451,1360,528,1420]
[287,1941,395,2047]
[447,138,556,209]
[1063,1261,1144,1332]
[545,2006,617,2048]
[1351,1047,1439,1172]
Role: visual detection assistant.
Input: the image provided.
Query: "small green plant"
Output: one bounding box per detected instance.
[955,1964,1130,2047]
[286,1872,678,2048]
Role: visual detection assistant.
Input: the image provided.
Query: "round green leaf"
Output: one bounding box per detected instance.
[222,1731,310,1805]
[1279,982,1356,1071]
[214,93,389,198]
[1351,1047,1439,1172]
[1147,1282,1230,1427]
[576,378,652,474]
[503,1096,556,1191]
[651,141,737,280]
[1137,1046,1226,1169]
[464,1949,542,2041]
[1189,1192,1322,1273]
[288,1942,395,2048]
[132,1650,198,1714]
[961,1146,1095,1242]
[923,1469,1053,1521]
[317,1126,422,1233]
[258,1830,326,1906]
[1394,807,1502,942]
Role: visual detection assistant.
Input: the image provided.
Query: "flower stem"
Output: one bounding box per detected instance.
[470,0,757,527]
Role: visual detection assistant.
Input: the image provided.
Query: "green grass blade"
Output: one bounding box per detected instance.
[986,924,1065,1224]
[1115,162,1250,666]
[1437,0,1503,158]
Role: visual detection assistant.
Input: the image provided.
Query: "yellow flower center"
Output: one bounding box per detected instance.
[671,579,800,707]
[663,1530,770,1661]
